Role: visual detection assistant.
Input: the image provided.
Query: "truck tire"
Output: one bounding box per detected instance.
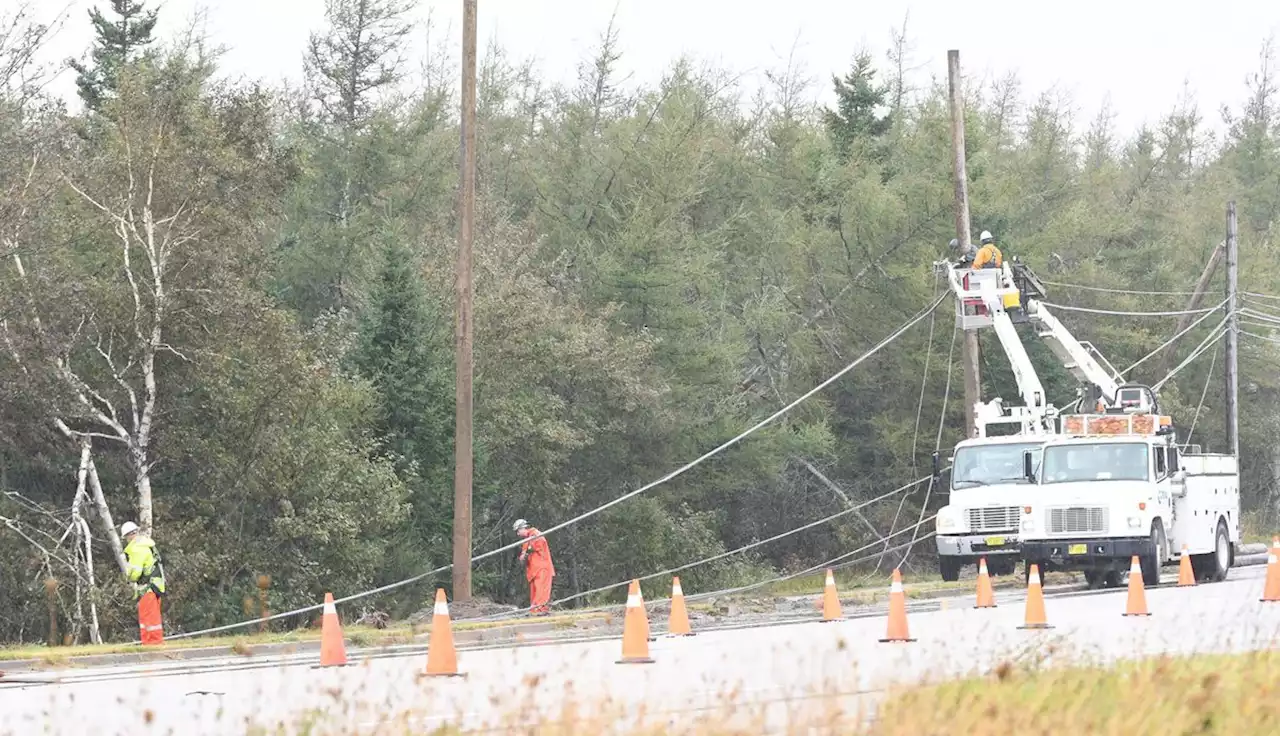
[1200,518,1231,582]
[1140,521,1167,587]
[939,556,962,582]
[989,559,1016,577]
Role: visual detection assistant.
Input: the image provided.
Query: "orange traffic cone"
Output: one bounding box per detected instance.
[635,581,657,642]
[667,577,694,637]
[424,588,464,677]
[1123,556,1151,616]
[617,579,655,664]
[821,569,843,622]
[313,592,350,668]
[1177,545,1196,587]
[879,568,915,643]
[1261,538,1280,603]
[1017,563,1053,630]
[974,557,996,609]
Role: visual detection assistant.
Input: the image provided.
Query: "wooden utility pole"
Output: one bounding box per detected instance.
[452,0,477,601]
[1225,202,1240,459]
[947,50,982,438]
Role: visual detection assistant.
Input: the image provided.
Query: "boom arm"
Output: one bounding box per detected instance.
[1024,300,1122,407]
[939,260,1055,435]
[990,308,1048,418]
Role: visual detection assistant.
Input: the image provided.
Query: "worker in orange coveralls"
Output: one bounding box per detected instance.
[514,518,555,615]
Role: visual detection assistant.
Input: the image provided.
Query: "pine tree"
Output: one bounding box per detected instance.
[67,0,159,112]
[351,238,453,549]
[824,52,892,159]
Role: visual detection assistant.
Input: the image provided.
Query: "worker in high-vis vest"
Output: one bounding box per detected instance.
[972,230,1003,269]
[514,518,555,615]
[121,521,166,644]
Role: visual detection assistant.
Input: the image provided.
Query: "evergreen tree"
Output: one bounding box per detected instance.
[351,237,453,552]
[67,0,158,112]
[824,52,892,159]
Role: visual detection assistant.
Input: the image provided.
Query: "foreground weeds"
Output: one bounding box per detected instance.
[872,650,1280,735]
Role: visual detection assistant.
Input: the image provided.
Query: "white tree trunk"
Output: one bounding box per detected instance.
[72,440,103,644]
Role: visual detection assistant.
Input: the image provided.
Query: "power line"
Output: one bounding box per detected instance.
[1039,301,1219,318]
[1120,299,1229,376]
[477,474,936,621]
[899,320,957,569]
[1039,279,1198,297]
[1185,342,1219,446]
[1153,320,1229,391]
[161,292,950,642]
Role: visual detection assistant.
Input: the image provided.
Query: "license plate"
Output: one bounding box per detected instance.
[985,536,1006,547]
[1068,543,1088,555]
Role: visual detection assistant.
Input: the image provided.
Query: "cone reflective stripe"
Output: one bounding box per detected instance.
[1261,538,1280,602]
[314,592,350,668]
[424,588,464,677]
[1017,564,1053,630]
[878,568,915,643]
[617,579,655,664]
[1177,545,1196,587]
[636,581,657,642]
[1123,555,1151,616]
[974,557,996,608]
[667,576,694,636]
[821,569,843,622]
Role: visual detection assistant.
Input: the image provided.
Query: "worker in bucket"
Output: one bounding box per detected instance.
[972,230,1003,269]
[514,518,555,615]
[120,521,166,644]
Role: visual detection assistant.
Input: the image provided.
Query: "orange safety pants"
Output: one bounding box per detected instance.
[138,590,164,645]
[527,568,553,615]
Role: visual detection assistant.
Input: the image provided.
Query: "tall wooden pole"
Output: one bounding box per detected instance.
[1225,201,1240,459]
[947,50,982,438]
[452,0,477,601]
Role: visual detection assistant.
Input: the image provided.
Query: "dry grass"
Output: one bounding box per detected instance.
[871,650,1280,735]
[244,652,1280,735]
[761,565,1077,601]
[0,612,609,664]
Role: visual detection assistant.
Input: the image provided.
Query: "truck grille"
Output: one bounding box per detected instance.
[1048,507,1108,534]
[966,506,1019,532]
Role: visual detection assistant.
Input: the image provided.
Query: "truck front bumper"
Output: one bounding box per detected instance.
[936,532,1021,558]
[1021,536,1154,565]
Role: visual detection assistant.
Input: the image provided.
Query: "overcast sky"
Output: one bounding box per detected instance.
[27,0,1280,139]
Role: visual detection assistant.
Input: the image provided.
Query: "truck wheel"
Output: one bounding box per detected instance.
[1084,570,1105,589]
[1205,518,1231,582]
[1140,522,1167,587]
[939,556,962,582]
[990,559,1016,577]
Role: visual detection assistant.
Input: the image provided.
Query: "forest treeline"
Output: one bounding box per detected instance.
[1,1,1279,643]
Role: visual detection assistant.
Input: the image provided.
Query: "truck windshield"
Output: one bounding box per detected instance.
[952,443,1043,489]
[1041,442,1149,484]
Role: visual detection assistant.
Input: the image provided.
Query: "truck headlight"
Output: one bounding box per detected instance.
[1127,516,1142,529]
[937,515,956,531]
[1021,519,1036,533]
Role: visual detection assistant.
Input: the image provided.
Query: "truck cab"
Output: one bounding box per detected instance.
[1018,389,1239,588]
[934,434,1047,581]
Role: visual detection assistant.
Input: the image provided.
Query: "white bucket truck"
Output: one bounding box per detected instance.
[935,434,1046,580]
[932,257,1131,582]
[1018,384,1240,587]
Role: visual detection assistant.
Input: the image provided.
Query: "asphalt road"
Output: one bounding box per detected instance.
[4,565,1278,735]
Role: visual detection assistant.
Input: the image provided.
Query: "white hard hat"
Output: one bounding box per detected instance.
[120,521,139,537]
[979,230,993,243]
[512,518,528,532]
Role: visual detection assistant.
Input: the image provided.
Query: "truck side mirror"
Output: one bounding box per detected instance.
[931,451,941,480]
[1023,451,1035,481]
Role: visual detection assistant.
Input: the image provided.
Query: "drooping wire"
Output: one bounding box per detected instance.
[161,293,950,642]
